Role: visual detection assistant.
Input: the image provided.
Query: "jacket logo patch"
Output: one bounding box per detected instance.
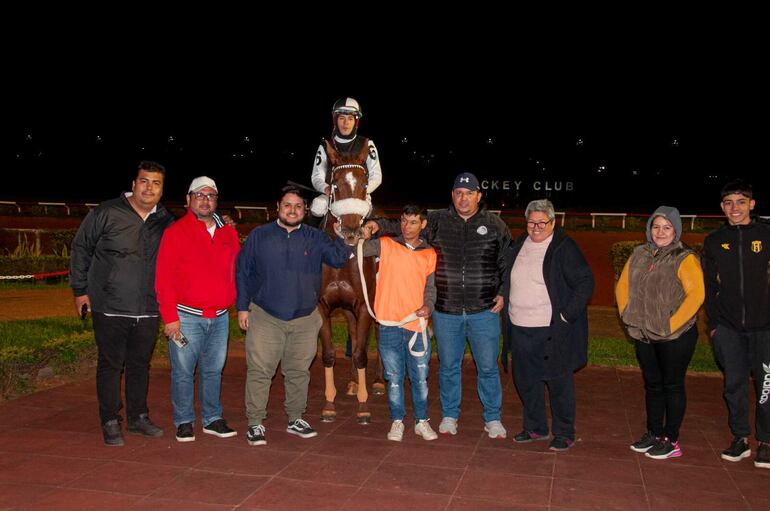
[476,226,488,235]
[752,240,762,253]
[721,243,730,250]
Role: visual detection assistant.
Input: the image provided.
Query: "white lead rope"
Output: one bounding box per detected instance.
[356,239,430,357]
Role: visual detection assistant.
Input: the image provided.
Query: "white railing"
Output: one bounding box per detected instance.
[38,202,70,215]
[234,206,269,220]
[0,201,21,213]
[591,213,627,229]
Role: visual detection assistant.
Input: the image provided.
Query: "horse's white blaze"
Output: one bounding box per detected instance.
[344,171,357,193]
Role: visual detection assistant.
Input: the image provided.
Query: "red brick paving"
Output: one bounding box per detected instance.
[1,344,767,510]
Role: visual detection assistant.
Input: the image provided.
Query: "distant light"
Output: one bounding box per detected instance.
[671,138,679,147]
[95,135,103,142]
[486,138,494,145]
[401,137,408,144]
[243,136,251,143]
[576,137,584,146]
[632,170,639,176]
[25,134,32,141]
[168,136,176,143]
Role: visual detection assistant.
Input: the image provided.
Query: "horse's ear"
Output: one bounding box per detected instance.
[323,139,338,166]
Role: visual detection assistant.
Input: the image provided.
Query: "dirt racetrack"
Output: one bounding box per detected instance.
[0,287,75,321]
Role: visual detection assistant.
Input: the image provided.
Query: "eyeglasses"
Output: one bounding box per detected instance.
[190,192,218,201]
[526,219,554,229]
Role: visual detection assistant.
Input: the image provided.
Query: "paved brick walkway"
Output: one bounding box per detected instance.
[1,344,768,510]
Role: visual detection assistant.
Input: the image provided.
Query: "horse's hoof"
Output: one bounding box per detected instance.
[356,414,371,425]
[321,414,336,423]
[371,383,386,396]
[346,382,358,396]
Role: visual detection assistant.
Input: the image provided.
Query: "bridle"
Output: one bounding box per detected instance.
[327,163,370,225]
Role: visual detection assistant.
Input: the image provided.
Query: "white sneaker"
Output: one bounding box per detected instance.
[415,420,438,441]
[484,420,507,439]
[387,420,404,442]
[438,417,458,435]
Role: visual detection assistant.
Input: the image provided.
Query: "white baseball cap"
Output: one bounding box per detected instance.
[188,176,218,193]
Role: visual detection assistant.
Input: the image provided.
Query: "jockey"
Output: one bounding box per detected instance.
[310,97,383,220]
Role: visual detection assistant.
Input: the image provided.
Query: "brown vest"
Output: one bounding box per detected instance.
[621,241,698,342]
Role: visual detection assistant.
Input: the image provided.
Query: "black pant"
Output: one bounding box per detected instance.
[634,325,697,442]
[712,325,770,443]
[510,324,577,440]
[92,313,159,424]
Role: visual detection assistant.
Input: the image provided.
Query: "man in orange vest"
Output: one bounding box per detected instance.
[362,205,438,441]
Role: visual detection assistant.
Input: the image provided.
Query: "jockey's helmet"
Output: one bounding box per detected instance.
[332,97,362,119]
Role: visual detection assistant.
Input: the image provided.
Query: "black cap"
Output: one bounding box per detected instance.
[453,172,480,191]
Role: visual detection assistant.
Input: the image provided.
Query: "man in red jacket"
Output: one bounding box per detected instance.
[156,176,241,442]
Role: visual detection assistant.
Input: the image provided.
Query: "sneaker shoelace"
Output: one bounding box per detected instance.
[293,419,311,430]
[250,425,265,436]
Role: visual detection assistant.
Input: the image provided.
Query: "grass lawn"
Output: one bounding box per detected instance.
[2,317,720,374]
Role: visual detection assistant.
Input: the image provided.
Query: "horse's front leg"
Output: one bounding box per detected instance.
[352,311,373,424]
[318,306,337,422]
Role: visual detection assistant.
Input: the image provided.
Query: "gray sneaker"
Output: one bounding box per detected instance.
[439,417,458,435]
[101,419,124,446]
[484,420,507,439]
[126,413,163,437]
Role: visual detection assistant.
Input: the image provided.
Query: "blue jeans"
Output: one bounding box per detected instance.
[432,309,502,422]
[379,325,431,421]
[169,312,229,426]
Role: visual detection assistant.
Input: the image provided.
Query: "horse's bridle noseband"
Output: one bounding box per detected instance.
[327,163,370,225]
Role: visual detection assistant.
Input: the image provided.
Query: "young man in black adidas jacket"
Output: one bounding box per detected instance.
[703,179,770,469]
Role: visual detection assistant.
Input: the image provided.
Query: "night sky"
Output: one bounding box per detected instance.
[5,53,760,216]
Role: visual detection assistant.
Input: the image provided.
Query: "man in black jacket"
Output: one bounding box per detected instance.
[70,161,174,446]
[367,172,511,438]
[704,179,770,469]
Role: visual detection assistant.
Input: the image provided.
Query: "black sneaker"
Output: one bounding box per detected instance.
[721,437,751,462]
[126,413,163,437]
[203,419,237,438]
[630,431,659,453]
[246,424,266,446]
[175,422,195,442]
[101,419,124,446]
[755,443,770,469]
[513,430,549,443]
[549,437,574,452]
[287,418,318,439]
[645,437,682,459]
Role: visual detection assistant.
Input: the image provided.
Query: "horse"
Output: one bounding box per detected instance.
[317,139,385,424]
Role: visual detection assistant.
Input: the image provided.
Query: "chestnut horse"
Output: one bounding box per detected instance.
[318,139,384,424]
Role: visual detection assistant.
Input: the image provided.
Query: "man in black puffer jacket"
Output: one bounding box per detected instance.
[70,161,174,446]
[368,172,511,438]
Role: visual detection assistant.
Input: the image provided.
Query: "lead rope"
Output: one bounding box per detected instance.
[356,239,429,357]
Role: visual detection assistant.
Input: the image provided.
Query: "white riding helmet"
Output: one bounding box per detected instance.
[332,97,362,119]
